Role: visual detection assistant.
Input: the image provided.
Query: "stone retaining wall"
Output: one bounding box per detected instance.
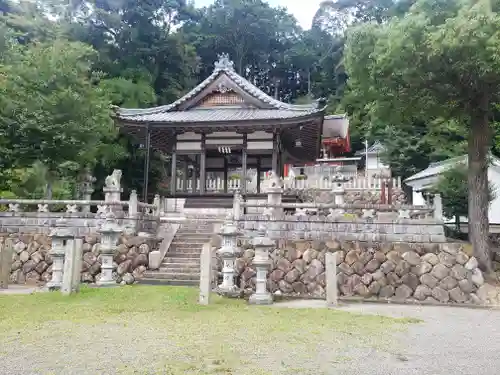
[299,189,407,206]
[225,240,500,305]
[1,233,161,286]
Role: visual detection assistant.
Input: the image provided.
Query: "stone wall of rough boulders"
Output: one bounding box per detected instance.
[2,233,161,286]
[228,240,500,305]
[298,189,407,206]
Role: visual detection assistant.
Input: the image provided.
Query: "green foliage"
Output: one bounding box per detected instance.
[431,164,495,222]
[344,0,500,269]
[0,38,113,174]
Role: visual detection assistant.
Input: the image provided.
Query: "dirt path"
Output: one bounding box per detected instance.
[276,300,500,375]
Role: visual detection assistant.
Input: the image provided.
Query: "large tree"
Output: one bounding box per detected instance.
[344,0,500,272]
[0,38,113,197]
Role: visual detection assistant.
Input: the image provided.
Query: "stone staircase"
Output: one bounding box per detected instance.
[141,219,216,286]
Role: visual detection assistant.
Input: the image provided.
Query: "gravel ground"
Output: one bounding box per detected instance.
[276,300,500,375]
[1,287,499,375]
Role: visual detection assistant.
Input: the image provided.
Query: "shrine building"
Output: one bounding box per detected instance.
[112,54,349,203]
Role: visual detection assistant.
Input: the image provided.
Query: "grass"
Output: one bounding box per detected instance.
[0,286,417,374]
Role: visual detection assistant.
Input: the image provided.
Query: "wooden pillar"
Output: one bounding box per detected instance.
[143,125,151,202]
[256,156,261,194]
[271,132,278,173]
[224,156,228,193]
[170,139,177,196]
[191,155,197,193]
[183,159,189,192]
[200,133,206,195]
[242,134,248,196]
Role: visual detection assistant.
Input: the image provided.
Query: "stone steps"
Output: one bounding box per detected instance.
[141,214,220,286]
[162,256,201,264]
[137,278,198,286]
[143,271,200,281]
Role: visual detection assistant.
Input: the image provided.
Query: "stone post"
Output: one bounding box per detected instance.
[127,190,138,233]
[215,216,241,297]
[433,193,443,221]
[46,218,73,290]
[249,222,274,305]
[325,252,338,307]
[232,190,241,221]
[61,238,83,295]
[153,194,161,216]
[199,243,213,305]
[0,238,13,289]
[103,169,123,213]
[97,212,122,286]
[81,169,96,213]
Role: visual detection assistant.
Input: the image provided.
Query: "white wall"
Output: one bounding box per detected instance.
[488,166,500,224]
[366,153,389,171]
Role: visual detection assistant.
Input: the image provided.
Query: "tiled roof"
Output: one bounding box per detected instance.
[113,107,321,124]
[354,140,385,156]
[114,54,320,122]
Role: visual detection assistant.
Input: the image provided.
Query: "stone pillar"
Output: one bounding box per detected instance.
[249,223,274,305]
[199,243,213,305]
[81,169,95,213]
[433,193,443,221]
[325,252,338,307]
[61,238,83,295]
[46,218,74,290]
[103,169,123,213]
[97,212,122,286]
[126,190,138,234]
[232,190,242,223]
[200,133,206,194]
[215,217,241,297]
[0,238,13,289]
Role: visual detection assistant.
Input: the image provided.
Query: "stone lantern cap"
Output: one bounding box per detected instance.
[99,212,123,234]
[251,223,275,249]
[264,170,284,193]
[218,218,240,237]
[49,218,74,239]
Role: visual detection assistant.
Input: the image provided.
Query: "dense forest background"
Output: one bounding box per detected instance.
[0,0,499,270]
[0,0,496,194]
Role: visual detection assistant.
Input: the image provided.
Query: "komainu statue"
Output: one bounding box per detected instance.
[105,169,122,189]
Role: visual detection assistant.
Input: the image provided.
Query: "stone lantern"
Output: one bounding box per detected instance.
[46,218,73,290]
[263,171,284,238]
[216,215,242,297]
[248,222,274,305]
[81,168,96,213]
[330,167,349,216]
[97,212,122,286]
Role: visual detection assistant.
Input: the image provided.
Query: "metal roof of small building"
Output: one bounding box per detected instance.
[405,155,468,183]
[355,141,385,156]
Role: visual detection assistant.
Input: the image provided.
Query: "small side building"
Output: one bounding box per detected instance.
[404,155,500,230]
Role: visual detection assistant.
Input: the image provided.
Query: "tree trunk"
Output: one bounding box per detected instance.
[455,215,460,233]
[468,98,492,273]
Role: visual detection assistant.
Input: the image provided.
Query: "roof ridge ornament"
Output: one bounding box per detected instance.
[214,53,235,71]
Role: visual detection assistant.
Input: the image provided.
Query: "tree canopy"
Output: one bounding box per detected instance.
[344,0,500,271]
[1,0,500,270]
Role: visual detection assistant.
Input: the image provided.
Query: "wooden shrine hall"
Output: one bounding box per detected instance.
[112,54,328,201]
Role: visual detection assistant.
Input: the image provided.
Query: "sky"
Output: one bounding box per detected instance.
[194,0,323,30]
